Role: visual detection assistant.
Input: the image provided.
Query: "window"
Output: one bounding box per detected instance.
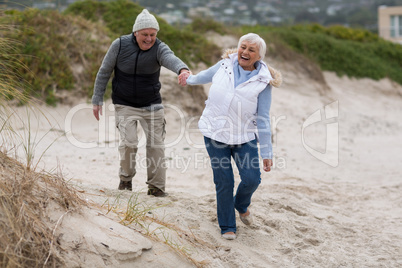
[390,15,402,38]
[399,15,402,36]
[391,15,397,37]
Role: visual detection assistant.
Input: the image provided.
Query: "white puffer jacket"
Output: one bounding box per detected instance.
[199,53,272,145]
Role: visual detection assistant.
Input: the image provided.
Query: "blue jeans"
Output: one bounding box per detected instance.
[204,137,261,234]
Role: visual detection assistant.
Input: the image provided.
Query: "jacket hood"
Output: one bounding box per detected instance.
[222,48,282,88]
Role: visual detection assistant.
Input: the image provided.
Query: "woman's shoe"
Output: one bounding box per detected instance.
[239,210,253,226]
[222,232,236,240]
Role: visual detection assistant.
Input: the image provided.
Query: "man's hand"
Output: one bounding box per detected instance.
[178,69,191,86]
[93,105,103,121]
[263,159,273,172]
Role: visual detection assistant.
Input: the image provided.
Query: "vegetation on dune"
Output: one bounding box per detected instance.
[184,17,230,36]
[241,24,402,85]
[0,153,84,267]
[0,24,30,105]
[65,0,221,67]
[0,8,111,105]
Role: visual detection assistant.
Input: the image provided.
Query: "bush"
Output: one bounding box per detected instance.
[291,24,379,42]
[65,0,220,66]
[0,8,111,104]
[241,24,402,85]
[185,17,229,35]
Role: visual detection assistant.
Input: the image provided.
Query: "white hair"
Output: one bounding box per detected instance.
[238,33,266,59]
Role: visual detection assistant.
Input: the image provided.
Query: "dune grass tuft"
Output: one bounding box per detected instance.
[0,152,84,268]
[102,191,216,267]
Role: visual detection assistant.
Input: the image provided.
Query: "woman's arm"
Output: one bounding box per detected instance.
[185,60,223,85]
[256,86,273,159]
[257,86,273,172]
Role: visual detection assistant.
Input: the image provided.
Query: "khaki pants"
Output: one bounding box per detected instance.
[114,104,166,191]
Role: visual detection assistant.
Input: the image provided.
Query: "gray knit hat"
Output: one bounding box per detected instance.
[132,9,160,32]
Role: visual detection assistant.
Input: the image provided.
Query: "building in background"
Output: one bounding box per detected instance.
[378,6,402,44]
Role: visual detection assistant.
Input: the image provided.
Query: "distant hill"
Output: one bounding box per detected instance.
[4,0,402,31]
[134,0,402,31]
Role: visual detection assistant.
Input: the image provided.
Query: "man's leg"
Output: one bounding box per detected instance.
[139,108,166,193]
[115,105,140,189]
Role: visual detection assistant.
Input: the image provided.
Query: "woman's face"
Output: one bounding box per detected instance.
[238,41,260,71]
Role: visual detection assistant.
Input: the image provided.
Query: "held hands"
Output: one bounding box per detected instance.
[263,159,273,172]
[93,105,102,121]
[178,69,191,86]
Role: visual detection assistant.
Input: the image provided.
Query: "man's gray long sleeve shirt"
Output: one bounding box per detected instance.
[92,35,189,109]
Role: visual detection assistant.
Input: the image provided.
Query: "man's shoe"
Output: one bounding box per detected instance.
[118,180,132,191]
[147,187,168,197]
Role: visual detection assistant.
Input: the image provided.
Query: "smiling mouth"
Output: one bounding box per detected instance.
[241,56,249,60]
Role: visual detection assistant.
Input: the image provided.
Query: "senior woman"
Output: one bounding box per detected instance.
[179,33,282,240]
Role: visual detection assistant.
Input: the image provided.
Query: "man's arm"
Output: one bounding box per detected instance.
[92,38,120,106]
[92,38,120,120]
[157,42,189,74]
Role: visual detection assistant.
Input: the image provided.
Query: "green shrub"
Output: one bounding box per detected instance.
[65,0,220,66]
[291,24,379,42]
[185,17,229,35]
[0,8,111,104]
[1,9,74,103]
[241,24,402,85]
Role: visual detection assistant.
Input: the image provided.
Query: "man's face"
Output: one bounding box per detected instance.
[134,28,157,51]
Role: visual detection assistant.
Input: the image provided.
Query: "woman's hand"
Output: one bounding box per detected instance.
[263,159,273,172]
[178,69,191,86]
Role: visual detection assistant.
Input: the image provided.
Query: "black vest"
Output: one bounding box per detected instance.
[112,34,162,108]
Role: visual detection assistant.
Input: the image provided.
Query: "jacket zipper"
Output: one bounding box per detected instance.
[134,50,141,99]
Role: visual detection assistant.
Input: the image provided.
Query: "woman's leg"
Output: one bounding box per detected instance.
[232,139,261,214]
[204,137,237,234]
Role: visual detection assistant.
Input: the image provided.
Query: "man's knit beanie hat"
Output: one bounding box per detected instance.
[133,9,160,32]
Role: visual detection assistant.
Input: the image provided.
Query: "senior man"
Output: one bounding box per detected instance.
[92,9,190,197]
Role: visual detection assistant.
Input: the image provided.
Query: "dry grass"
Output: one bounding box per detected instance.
[102,193,215,267]
[0,152,84,268]
[0,22,34,155]
[0,24,30,104]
